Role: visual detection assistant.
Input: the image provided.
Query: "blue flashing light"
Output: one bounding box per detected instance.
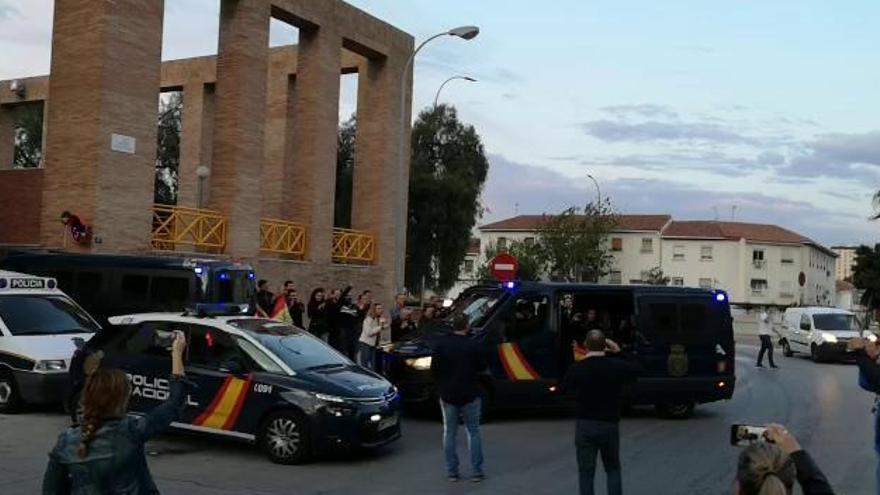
[248,272,255,280]
[715,292,727,302]
[501,280,519,293]
[219,272,229,281]
[194,267,204,275]
[506,281,516,289]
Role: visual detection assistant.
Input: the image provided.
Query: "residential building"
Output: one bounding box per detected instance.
[455,214,837,307]
[832,246,857,281]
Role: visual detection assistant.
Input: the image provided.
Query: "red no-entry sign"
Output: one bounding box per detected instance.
[490,253,519,281]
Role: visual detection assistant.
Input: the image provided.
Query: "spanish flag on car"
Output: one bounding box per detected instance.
[269,295,293,324]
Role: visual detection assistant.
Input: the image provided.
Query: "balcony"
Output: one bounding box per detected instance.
[332,228,375,264]
[260,218,306,258]
[752,259,766,269]
[151,205,227,253]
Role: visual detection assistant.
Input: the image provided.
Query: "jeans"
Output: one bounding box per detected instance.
[440,399,483,477]
[358,343,375,370]
[575,420,622,495]
[757,335,776,367]
[875,404,880,495]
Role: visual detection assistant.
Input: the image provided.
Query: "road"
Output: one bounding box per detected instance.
[1,341,875,494]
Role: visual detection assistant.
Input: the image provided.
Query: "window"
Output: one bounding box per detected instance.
[698,278,713,289]
[76,271,103,309]
[609,271,622,285]
[497,237,508,251]
[800,314,811,330]
[781,248,794,264]
[641,238,654,253]
[700,245,713,261]
[503,293,551,342]
[121,275,149,300]
[112,321,180,357]
[750,279,768,293]
[671,277,684,287]
[150,276,190,311]
[187,324,249,370]
[673,245,685,261]
[524,237,535,247]
[753,250,765,268]
[0,295,99,335]
[237,338,287,374]
[464,260,474,273]
[611,237,623,251]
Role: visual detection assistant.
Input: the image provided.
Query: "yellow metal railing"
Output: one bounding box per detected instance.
[332,228,375,264]
[151,205,227,253]
[260,218,307,257]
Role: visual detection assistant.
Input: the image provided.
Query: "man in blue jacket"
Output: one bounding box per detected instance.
[850,337,880,495]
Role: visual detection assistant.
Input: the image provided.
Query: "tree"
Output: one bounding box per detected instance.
[537,200,618,282]
[155,92,182,205]
[643,266,670,286]
[854,244,880,312]
[12,103,43,169]
[406,104,489,293]
[334,115,356,228]
[475,240,545,282]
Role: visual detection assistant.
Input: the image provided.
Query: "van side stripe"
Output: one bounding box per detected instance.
[498,343,540,381]
[510,343,540,379]
[193,376,233,426]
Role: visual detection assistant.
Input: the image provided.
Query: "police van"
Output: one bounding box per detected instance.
[383,282,736,419]
[0,270,100,413]
[73,310,401,464]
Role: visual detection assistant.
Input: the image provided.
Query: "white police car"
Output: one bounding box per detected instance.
[0,270,99,413]
[72,308,401,464]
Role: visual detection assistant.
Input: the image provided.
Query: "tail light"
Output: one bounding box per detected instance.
[717,360,727,374]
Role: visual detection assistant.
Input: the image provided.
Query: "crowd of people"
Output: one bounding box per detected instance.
[253,279,448,370]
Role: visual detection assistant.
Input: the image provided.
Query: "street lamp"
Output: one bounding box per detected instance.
[395,25,480,292]
[433,75,477,107]
[196,165,210,209]
[586,173,601,206]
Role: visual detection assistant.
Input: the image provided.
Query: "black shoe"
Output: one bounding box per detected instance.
[471,474,485,483]
[448,474,460,483]
[770,365,779,369]
[756,363,764,368]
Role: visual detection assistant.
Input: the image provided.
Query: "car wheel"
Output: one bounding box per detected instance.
[781,340,793,357]
[259,411,311,465]
[0,372,22,414]
[810,344,821,363]
[657,401,694,419]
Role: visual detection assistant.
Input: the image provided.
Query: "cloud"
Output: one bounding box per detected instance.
[755,151,786,166]
[581,119,756,145]
[0,2,19,21]
[782,131,880,182]
[598,104,678,120]
[481,153,876,246]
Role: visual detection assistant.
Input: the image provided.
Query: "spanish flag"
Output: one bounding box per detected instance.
[269,295,293,324]
[498,343,541,381]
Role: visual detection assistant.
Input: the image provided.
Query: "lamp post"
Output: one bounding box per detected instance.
[586,173,601,206]
[195,165,210,209]
[433,75,477,107]
[395,25,480,292]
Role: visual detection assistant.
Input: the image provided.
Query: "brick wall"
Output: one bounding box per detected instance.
[0,169,43,245]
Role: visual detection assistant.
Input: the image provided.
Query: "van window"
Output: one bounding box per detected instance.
[503,293,551,342]
[150,276,190,311]
[640,298,721,346]
[799,314,811,330]
[76,271,103,309]
[0,295,99,335]
[813,313,854,331]
[122,275,149,300]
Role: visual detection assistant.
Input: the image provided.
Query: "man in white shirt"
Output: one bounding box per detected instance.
[756,309,779,369]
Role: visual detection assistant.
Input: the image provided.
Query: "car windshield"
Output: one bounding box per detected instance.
[229,319,350,371]
[813,313,855,331]
[449,291,501,327]
[0,295,99,336]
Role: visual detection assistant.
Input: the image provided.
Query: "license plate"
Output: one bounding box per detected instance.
[378,415,399,431]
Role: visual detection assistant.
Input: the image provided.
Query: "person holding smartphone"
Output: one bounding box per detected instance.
[849,336,880,494]
[358,303,388,370]
[43,332,188,494]
[735,424,834,495]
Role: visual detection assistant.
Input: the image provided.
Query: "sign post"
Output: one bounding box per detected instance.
[490,253,519,282]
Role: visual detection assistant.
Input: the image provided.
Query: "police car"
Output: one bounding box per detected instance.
[74,309,401,464]
[0,270,99,413]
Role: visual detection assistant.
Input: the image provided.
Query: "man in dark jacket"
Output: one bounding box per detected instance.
[849,336,880,494]
[563,330,640,495]
[255,279,275,317]
[431,314,488,483]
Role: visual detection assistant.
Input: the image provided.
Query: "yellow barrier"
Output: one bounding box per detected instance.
[151,205,227,253]
[332,228,375,264]
[261,218,307,257]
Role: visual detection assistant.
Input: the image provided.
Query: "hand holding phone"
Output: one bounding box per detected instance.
[764,424,801,455]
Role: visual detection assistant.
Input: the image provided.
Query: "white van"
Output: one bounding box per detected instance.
[779,306,875,362]
[0,270,99,413]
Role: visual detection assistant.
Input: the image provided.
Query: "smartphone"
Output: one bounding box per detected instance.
[154,330,176,349]
[730,424,768,446]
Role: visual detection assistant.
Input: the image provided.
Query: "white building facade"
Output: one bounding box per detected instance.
[457,215,837,307]
[832,246,857,281]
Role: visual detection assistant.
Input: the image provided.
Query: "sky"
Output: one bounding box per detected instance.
[1,0,878,246]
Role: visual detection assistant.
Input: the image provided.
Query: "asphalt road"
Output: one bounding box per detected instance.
[1,341,876,494]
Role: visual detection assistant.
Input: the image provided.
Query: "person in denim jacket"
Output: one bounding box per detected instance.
[43,331,188,495]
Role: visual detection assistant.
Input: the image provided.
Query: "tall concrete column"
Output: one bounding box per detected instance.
[352,48,412,291]
[41,0,164,252]
[263,52,295,220]
[178,83,214,208]
[286,26,342,263]
[210,0,270,257]
[0,105,13,169]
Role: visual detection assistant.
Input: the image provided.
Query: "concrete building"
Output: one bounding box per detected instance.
[459,215,837,307]
[0,0,413,302]
[832,246,857,281]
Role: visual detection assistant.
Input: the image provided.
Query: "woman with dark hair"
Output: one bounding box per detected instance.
[307,288,330,341]
[42,332,187,494]
[735,424,834,495]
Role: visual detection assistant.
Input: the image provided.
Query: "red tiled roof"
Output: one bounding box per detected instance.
[662,221,806,244]
[480,214,672,232]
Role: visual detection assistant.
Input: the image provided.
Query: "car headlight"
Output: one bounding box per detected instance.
[820,332,838,343]
[405,356,432,370]
[314,392,347,403]
[34,360,67,372]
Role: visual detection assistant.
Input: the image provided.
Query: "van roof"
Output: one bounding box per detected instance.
[785,306,854,316]
[476,281,719,296]
[0,269,42,278]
